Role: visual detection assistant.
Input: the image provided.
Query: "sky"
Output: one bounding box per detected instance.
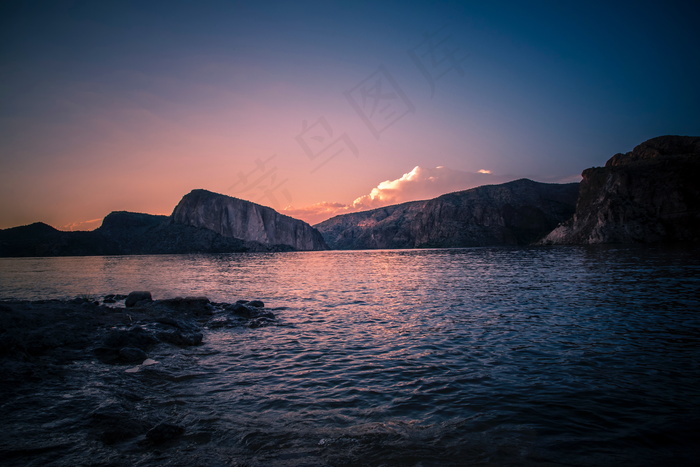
[1,0,699,230]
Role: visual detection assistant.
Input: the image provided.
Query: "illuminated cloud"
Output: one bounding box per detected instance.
[282,202,352,226]
[351,166,508,210]
[59,218,103,232]
[284,166,512,225]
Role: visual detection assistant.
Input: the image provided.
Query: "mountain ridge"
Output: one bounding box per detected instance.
[315,178,580,249]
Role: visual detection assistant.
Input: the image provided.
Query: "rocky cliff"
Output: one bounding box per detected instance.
[0,212,277,257]
[170,189,328,251]
[315,179,579,249]
[541,135,700,244]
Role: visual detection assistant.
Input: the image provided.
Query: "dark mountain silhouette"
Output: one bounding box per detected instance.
[541,135,700,244]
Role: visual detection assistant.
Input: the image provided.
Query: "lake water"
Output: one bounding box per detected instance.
[1,246,700,466]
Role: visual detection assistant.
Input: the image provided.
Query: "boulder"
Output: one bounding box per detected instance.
[125,291,153,307]
[103,326,158,351]
[155,297,213,316]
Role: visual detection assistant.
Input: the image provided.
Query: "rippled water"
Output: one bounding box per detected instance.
[1,246,700,466]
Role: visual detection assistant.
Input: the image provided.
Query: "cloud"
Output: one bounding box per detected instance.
[59,218,103,231]
[283,166,512,225]
[281,202,353,226]
[351,166,508,210]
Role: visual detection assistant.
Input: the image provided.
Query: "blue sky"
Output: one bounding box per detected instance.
[1,0,698,228]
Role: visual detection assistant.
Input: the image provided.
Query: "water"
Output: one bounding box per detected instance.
[1,246,700,466]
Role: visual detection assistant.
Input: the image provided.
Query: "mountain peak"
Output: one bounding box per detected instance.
[172,189,327,250]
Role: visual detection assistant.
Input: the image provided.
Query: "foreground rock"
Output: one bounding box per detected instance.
[0,292,278,377]
[316,179,579,249]
[541,135,700,244]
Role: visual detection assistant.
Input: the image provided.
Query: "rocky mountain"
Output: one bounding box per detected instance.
[96,211,271,254]
[315,179,579,249]
[541,135,700,244]
[0,190,327,257]
[171,189,327,251]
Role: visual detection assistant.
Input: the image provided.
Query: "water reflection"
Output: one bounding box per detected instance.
[1,246,699,464]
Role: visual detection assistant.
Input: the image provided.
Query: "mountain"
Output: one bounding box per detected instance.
[315,179,579,249]
[0,222,119,257]
[96,211,267,254]
[171,189,327,251]
[541,135,700,244]
[0,190,327,257]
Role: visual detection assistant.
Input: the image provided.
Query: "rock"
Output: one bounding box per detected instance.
[246,300,265,308]
[156,329,203,346]
[155,297,213,316]
[541,135,700,244]
[119,347,147,363]
[155,316,198,331]
[103,326,158,351]
[125,291,152,307]
[248,318,275,329]
[226,303,275,320]
[315,179,579,248]
[207,316,232,328]
[145,422,185,444]
[170,189,328,250]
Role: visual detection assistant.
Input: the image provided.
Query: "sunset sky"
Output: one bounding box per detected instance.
[1,0,699,230]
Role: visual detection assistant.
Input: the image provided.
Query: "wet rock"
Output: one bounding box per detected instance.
[125,291,152,307]
[145,422,185,444]
[207,316,232,328]
[226,303,256,318]
[248,318,273,329]
[226,302,275,320]
[119,347,147,363]
[246,300,265,308]
[156,329,203,346]
[155,296,213,316]
[155,316,198,331]
[103,326,158,351]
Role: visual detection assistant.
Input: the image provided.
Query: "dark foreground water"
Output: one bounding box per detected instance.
[1,246,699,466]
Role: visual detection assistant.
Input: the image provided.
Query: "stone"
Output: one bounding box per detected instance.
[206,316,232,328]
[246,300,265,308]
[125,291,152,307]
[104,326,158,351]
[156,329,203,346]
[155,297,213,316]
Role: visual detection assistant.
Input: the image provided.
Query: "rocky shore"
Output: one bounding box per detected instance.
[0,293,278,465]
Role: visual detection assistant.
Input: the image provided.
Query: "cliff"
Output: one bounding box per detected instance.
[315,179,579,249]
[541,135,700,244]
[170,189,328,251]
